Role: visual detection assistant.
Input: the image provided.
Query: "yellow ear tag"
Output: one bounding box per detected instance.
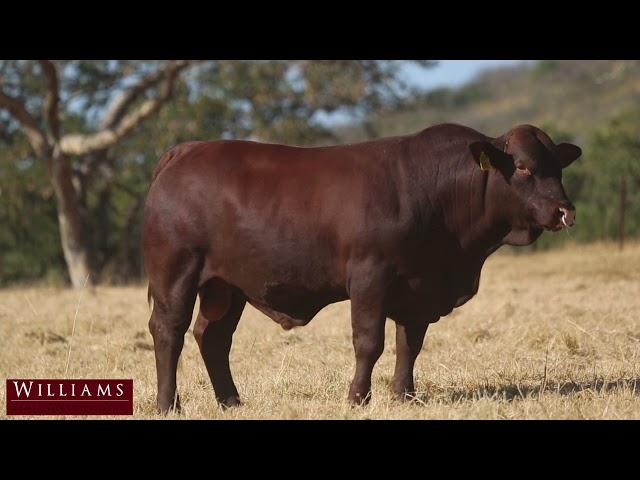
[479,151,491,171]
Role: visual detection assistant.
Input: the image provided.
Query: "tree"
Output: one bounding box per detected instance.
[191,60,436,143]
[587,109,640,249]
[1,60,436,287]
[0,128,64,285]
[0,60,193,286]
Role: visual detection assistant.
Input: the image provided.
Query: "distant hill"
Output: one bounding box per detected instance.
[335,60,640,144]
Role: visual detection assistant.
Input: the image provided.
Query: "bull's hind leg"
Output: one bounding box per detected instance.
[193,279,246,408]
[147,250,201,414]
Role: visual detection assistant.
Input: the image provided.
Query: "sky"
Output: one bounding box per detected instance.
[401,60,530,90]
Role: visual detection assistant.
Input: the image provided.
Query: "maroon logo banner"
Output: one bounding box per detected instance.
[6,379,133,415]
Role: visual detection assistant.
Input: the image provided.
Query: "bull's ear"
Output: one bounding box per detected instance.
[469,141,514,177]
[556,143,582,168]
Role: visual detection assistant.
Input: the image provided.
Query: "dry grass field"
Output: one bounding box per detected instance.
[1,242,639,419]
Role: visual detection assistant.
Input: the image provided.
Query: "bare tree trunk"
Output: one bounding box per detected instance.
[119,196,144,281]
[619,175,627,251]
[50,151,94,287]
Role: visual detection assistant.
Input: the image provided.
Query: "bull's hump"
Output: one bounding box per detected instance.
[418,123,487,140]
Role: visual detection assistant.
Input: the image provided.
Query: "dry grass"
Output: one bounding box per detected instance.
[1,242,639,419]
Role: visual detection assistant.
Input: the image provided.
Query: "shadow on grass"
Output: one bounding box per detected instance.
[411,378,640,404]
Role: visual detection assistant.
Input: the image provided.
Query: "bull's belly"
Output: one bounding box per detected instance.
[245,281,347,329]
[208,255,347,328]
[203,237,483,328]
[387,267,482,322]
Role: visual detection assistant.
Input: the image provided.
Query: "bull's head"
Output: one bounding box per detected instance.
[469,125,581,245]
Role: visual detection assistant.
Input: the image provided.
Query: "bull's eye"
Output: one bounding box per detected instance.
[516,166,531,176]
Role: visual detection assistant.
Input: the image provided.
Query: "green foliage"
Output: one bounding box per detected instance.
[582,109,640,239]
[0,137,66,285]
[414,84,492,111]
[532,60,561,77]
[453,83,492,106]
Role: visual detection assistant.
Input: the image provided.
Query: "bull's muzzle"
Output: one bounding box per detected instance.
[559,206,576,228]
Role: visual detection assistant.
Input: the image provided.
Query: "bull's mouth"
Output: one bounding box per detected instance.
[542,207,574,232]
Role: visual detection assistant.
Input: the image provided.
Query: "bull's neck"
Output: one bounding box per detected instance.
[405,134,511,256]
[442,165,510,255]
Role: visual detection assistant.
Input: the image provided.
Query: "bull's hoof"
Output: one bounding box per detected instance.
[347,391,372,406]
[157,394,182,415]
[391,384,416,402]
[392,390,415,402]
[217,395,242,409]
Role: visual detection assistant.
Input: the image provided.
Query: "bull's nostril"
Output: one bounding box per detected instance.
[559,207,576,227]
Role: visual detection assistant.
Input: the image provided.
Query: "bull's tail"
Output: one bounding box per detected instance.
[147,285,154,311]
[151,142,206,184]
[146,145,188,311]
[150,145,180,183]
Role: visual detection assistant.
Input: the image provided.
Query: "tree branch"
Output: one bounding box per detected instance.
[60,60,191,156]
[39,60,61,141]
[0,88,49,157]
[100,61,186,130]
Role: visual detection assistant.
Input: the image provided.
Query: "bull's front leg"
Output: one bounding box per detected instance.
[347,262,391,405]
[392,321,429,400]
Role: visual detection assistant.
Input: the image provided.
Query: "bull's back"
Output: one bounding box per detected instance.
[148,139,396,243]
